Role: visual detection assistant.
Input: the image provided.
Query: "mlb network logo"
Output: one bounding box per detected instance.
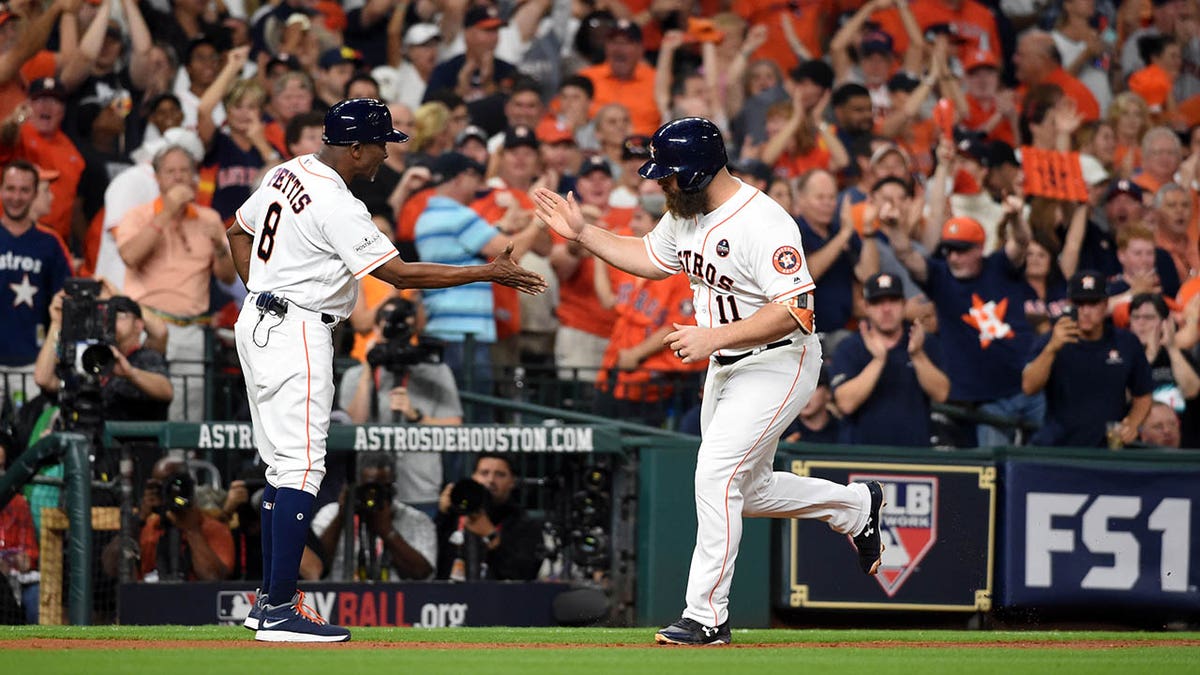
[849,474,938,597]
[217,590,259,624]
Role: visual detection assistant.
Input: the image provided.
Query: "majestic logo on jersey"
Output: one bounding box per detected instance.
[715,239,730,257]
[1106,349,1123,365]
[772,246,801,274]
[962,294,1012,348]
[9,273,37,308]
[849,473,938,598]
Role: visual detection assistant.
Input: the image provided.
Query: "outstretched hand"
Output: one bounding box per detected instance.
[533,188,587,241]
[490,243,548,295]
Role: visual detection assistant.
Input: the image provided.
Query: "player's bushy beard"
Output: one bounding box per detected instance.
[663,185,710,219]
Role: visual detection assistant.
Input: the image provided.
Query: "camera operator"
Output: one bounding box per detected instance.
[435,453,543,581]
[340,296,462,515]
[310,454,436,581]
[33,290,173,422]
[136,457,234,581]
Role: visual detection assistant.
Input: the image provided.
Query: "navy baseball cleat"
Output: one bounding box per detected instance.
[254,591,351,643]
[852,480,886,575]
[242,589,267,630]
[654,617,731,645]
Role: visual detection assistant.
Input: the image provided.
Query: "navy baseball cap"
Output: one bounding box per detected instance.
[863,273,905,302]
[579,155,613,177]
[319,45,364,70]
[503,125,540,151]
[1105,179,1144,203]
[429,152,486,185]
[860,31,894,56]
[464,6,504,29]
[621,134,652,161]
[323,98,409,145]
[1068,270,1107,303]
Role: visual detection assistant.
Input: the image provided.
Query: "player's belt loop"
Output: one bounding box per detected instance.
[712,339,793,367]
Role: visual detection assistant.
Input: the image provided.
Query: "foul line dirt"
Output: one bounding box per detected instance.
[4,638,1200,651]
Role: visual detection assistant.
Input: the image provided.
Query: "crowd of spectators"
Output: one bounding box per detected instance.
[1,0,1200,619]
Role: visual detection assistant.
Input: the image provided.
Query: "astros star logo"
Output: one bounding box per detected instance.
[962,294,1012,348]
[10,273,37,308]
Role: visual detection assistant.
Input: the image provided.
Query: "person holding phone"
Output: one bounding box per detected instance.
[1022,270,1153,447]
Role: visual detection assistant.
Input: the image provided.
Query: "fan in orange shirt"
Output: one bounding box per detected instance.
[577,21,661,136]
[549,156,633,380]
[594,199,706,427]
[733,0,834,72]
[1013,30,1100,122]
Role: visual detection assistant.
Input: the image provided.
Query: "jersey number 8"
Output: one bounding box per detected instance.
[256,202,283,262]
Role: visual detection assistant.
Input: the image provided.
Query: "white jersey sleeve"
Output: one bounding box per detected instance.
[643,213,683,274]
[315,199,399,280]
[739,206,815,303]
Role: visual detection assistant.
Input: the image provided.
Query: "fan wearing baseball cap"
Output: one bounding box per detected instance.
[424,6,517,104]
[829,273,950,447]
[891,203,1044,447]
[1022,270,1153,447]
[960,49,1017,147]
[1,77,85,247]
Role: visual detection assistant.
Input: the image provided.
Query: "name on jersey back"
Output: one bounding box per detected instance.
[268,166,313,214]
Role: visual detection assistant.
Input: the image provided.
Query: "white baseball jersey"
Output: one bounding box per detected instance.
[642,180,815,358]
[234,154,399,318]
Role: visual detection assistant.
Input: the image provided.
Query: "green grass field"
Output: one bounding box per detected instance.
[2,626,1199,675]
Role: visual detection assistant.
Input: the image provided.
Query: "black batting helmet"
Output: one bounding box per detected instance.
[323,98,409,146]
[637,117,727,193]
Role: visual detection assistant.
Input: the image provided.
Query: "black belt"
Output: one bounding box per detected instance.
[713,339,793,366]
[255,292,336,324]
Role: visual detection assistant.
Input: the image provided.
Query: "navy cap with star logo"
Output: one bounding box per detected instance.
[1068,270,1107,303]
[864,272,905,302]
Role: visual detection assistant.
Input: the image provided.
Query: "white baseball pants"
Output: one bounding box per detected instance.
[682,335,871,628]
[235,296,335,496]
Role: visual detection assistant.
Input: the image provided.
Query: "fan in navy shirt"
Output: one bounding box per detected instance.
[0,160,72,400]
[1022,270,1153,447]
[781,368,841,444]
[795,169,878,336]
[423,7,517,104]
[891,208,1042,447]
[831,273,950,447]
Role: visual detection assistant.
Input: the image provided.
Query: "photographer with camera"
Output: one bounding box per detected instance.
[33,288,173,423]
[435,453,543,581]
[136,457,234,581]
[340,296,462,515]
[0,159,72,413]
[310,454,436,581]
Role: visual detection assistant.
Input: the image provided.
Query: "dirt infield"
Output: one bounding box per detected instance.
[6,638,1200,651]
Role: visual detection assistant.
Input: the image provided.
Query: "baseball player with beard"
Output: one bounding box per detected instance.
[226,98,545,642]
[534,117,885,646]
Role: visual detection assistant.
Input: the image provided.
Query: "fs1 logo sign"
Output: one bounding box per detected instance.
[1025,493,1192,592]
[850,474,938,597]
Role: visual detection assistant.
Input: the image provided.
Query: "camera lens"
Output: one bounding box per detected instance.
[80,343,115,376]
